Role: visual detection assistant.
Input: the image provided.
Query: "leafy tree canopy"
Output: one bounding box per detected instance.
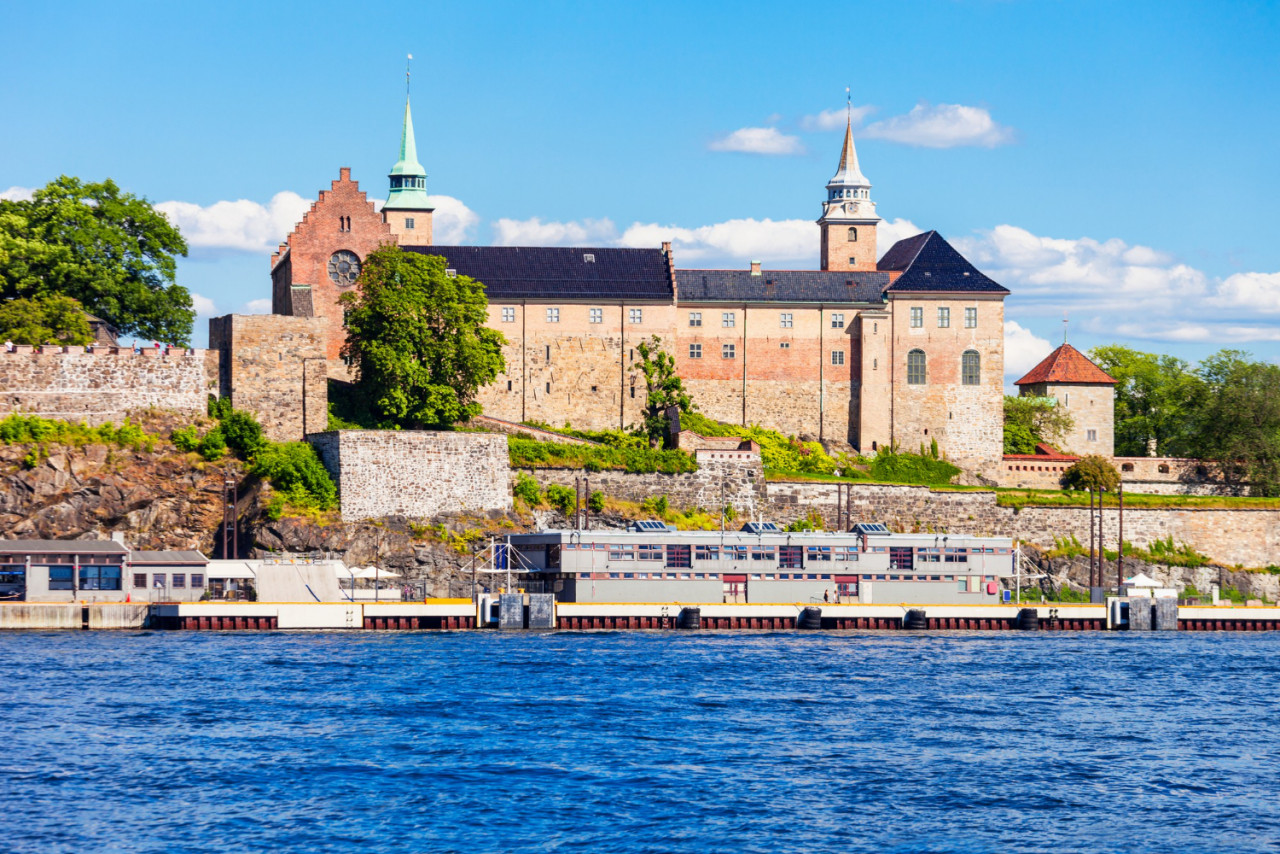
[1063,454,1121,492]
[1089,344,1202,456]
[0,294,93,345]
[632,336,694,446]
[0,177,192,343]
[340,246,506,429]
[1190,350,1280,497]
[1003,395,1074,453]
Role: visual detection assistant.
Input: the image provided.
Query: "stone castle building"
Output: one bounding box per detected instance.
[267,97,1011,474]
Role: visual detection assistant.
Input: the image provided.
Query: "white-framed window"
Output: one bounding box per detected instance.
[722,343,736,359]
[1087,429,1098,442]
[965,307,978,328]
[589,308,603,324]
[689,311,702,327]
[779,312,793,328]
[962,350,980,386]
[722,312,735,328]
[546,308,560,323]
[938,307,951,328]
[501,307,515,323]
[831,350,845,366]
[689,343,702,359]
[629,308,643,324]
[405,217,415,230]
[831,313,845,329]
[910,307,923,328]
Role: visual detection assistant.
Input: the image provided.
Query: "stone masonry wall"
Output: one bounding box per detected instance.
[312,430,512,522]
[209,314,329,442]
[521,452,766,519]
[0,345,217,424]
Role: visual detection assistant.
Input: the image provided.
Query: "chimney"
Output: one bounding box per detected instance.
[750,260,762,276]
[661,240,672,255]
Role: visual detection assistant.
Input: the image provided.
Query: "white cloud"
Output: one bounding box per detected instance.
[1,186,34,201]
[877,218,925,258]
[1003,320,1054,381]
[621,218,815,263]
[708,127,805,156]
[800,105,876,131]
[954,223,1280,347]
[1211,271,1280,314]
[491,217,617,247]
[862,102,1015,148]
[432,194,479,244]
[156,191,312,254]
[242,298,272,314]
[190,293,217,315]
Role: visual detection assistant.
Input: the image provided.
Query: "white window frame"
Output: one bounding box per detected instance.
[689,343,702,359]
[722,312,736,328]
[831,313,845,329]
[722,343,736,359]
[546,307,560,323]
[965,307,978,329]
[779,312,793,328]
[501,307,515,323]
[589,308,603,324]
[910,307,923,328]
[937,307,951,328]
[831,350,845,366]
[689,311,702,327]
[629,308,643,324]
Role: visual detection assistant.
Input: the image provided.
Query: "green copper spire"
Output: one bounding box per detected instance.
[385,95,432,211]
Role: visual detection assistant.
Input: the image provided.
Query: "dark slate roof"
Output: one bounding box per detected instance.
[877,230,1009,294]
[404,246,674,301]
[0,539,128,555]
[674,270,890,304]
[129,550,209,565]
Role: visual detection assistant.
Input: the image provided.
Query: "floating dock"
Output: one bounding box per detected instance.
[2,601,1278,632]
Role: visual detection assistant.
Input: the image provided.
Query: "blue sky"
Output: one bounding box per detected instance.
[3,0,1278,379]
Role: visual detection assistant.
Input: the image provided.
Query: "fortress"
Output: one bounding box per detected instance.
[266,98,1011,475]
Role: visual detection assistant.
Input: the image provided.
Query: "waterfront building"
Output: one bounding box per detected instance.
[505,522,1014,605]
[267,96,1011,476]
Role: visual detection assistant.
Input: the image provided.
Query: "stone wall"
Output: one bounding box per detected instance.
[0,345,217,424]
[209,314,328,442]
[312,430,512,522]
[521,451,766,518]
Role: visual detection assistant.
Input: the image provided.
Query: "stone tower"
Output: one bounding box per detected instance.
[382,96,434,244]
[818,113,879,272]
[1014,342,1117,456]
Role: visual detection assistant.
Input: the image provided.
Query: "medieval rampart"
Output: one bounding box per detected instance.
[312,430,512,521]
[0,345,218,424]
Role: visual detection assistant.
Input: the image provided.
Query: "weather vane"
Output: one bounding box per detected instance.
[1063,313,1069,344]
[846,86,851,123]
[406,53,413,96]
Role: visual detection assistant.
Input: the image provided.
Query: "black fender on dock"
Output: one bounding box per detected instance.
[677,607,701,630]
[903,609,928,630]
[1015,608,1040,630]
[796,607,822,630]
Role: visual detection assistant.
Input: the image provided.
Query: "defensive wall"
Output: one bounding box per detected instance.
[0,345,218,425]
[311,430,512,522]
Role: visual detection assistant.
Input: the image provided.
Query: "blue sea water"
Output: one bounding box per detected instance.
[2,631,1279,854]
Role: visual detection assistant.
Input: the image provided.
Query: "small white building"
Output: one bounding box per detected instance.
[1123,572,1178,599]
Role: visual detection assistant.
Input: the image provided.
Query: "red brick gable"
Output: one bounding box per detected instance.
[271,168,395,360]
[1014,343,1116,386]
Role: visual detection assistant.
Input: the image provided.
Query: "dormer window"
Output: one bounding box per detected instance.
[584,253,595,263]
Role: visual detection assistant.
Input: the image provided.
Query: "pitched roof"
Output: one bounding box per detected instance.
[877,230,1009,294]
[675,270,889,303]
[404,246,674,301]
[1015,343,1117,386]
[0,539,128,555]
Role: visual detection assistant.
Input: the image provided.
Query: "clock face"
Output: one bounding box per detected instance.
[328,250,361,287]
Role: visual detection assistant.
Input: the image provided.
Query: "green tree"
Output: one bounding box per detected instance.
[0,294,93,345]
[0,177,192,343]
[632,336,694,446]
[1003,395,1074,452]
[340,247,506,429]
[1190,350,1280,496]
[1090,344,1202,456]
[1062,454,1121,492]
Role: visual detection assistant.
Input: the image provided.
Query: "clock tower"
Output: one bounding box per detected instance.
[818,113,879,272]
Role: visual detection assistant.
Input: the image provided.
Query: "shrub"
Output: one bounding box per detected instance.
[785,509,825,532]
[250,441,337,510]
[868,447,961,486]
[507,437,696,475]
[220,410,267,458]
[513,472,543,506]
[588,490,605,513]
[1063,455,1121,492]
[545,484,576,515]
[640,495,670,516]
[170,425,200,453]
[197,426,227,461]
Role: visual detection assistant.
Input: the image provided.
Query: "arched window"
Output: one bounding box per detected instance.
[962,350,980,385]
[907,349,926,385]
[847,226,858,242]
